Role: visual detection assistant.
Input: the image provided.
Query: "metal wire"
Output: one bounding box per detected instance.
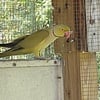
[80,53,98,100]
[85,0,100,52]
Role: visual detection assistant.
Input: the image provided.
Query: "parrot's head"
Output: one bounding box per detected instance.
[53,24,72,39]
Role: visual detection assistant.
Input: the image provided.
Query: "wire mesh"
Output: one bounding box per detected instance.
[74,0,100,52]
[0,0,53,60]
[74,0,87,51]
[80,53,98,100]
[85,0,100,99]
[0,0,99,99]
[85,0,100,52]
[52,0,99,99]
[74,1,99,99]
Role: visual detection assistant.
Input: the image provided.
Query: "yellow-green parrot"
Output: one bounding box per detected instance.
[0,24,71,57]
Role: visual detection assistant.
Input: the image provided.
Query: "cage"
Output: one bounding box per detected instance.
[0,0,100,100]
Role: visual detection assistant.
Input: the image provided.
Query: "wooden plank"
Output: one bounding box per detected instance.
[80,52,98,100]
[62,52,81,100]
[52,0,81,100]
[52,0,87,52]
[52,0,76,54]
[0,60,60,67]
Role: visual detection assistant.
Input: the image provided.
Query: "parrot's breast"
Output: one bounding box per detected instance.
[34,34,57,53]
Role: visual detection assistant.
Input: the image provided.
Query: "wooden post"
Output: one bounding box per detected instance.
[52,0,98,100]
[62,52,81,100]
[52,0,81,100]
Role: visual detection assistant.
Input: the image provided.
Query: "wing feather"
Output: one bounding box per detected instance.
[17,29,49,48]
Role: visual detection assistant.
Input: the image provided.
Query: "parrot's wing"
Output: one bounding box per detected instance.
[17,29,49,48]
[0,35,29,48]
[0,29,49,52]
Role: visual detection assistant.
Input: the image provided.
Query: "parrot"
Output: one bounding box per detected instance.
[0,24,71,58]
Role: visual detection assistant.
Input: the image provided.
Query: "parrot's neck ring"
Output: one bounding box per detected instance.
[52,32,59,37]
[52,29,62,38]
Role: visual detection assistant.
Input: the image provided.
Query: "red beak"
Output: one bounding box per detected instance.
[64,31,72,39]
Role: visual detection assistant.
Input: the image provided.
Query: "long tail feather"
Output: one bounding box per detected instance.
[0,48,29,58]
[0,52,22,58]
[0,43,14,48]
[0,35,29,48]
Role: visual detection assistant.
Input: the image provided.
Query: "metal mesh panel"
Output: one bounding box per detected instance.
[74,0,87,51]
[74,0,100,52]
[74,1,99,99]
[80,53,98,100]
[85,0,100,52]
[0,0,53,59]
[84,1,100,99]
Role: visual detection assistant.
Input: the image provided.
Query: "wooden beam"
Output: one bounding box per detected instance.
[74,0,87,51]
[52,0,81,100]
[52,0,76,54]
[62,52,81,100]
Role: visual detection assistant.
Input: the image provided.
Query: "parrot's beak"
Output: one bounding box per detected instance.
[64,31,73,39]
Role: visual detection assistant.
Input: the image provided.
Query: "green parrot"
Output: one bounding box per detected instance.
[0,24,71,57]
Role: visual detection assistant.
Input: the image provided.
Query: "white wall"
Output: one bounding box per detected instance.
[0,60,64,100]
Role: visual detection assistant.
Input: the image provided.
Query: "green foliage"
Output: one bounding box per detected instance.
[96,52,100,69]
[96,52,100,83]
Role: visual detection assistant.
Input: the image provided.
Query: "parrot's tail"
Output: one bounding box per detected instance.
[0,49,19,57]
[0,43,14,48]
[0,49,30,58]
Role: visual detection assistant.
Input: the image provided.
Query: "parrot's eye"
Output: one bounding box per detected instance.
[62,29,64,31]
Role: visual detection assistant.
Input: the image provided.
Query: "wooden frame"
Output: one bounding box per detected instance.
[52,0,81,100]
[52,0,98,100]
